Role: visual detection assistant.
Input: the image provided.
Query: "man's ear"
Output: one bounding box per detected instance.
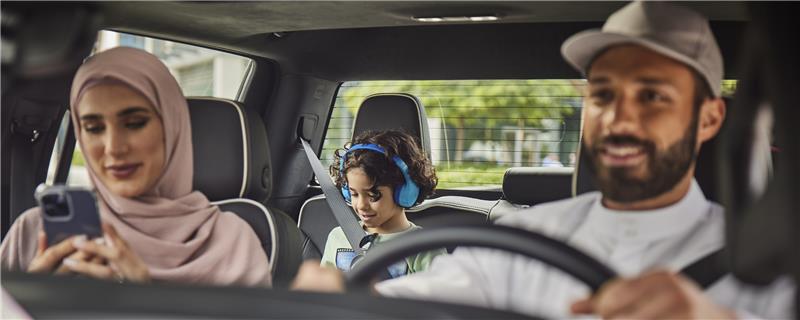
[697,98,727,145]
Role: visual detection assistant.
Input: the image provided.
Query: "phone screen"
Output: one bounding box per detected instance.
[36,184,102,247]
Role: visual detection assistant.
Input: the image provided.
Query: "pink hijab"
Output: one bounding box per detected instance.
[0,47,271,287]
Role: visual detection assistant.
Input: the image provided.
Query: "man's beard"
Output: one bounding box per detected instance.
[584,116,698,203]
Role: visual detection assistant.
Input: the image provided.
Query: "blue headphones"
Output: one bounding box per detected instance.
[340,143,420,208]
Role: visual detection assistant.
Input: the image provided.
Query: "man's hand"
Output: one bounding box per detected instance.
[291,261,346,293]
[570,270,736,319]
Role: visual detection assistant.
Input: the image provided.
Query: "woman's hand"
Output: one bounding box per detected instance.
[27,231,80,274]
[63,223,150,284]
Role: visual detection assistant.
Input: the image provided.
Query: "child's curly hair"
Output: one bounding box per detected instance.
[330,130,437,206]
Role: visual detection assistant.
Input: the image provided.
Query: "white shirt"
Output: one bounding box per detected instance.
[376,180,795,319]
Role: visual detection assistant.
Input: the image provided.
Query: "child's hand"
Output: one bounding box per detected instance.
[291,260,346,293]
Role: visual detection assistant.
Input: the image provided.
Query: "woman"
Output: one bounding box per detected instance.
[0,47,271,286]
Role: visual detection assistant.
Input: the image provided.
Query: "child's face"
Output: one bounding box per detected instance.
[346,168,406,233]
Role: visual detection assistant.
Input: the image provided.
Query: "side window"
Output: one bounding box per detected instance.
[46,31,253,187]
[321,80,585,190]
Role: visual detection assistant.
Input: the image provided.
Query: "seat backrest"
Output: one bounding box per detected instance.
[187,97,302,285]
[502,167,574,206]
[297,93,488,260]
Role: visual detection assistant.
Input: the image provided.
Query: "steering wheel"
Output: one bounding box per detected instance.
[346,224,617,292]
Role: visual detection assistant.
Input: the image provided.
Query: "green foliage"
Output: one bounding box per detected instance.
[722,80,737,97]
[435,163,507,189]
[72,150,85,166]
[336,80,580,129]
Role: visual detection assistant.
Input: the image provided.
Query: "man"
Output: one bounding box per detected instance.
[293,2,794,318]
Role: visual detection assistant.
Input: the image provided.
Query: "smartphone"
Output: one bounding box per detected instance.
[35,184,102,247]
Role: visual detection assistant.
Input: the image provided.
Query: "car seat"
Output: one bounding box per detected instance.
[187,97,303,286]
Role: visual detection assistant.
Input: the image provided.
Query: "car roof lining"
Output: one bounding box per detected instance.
[96,2,749,81]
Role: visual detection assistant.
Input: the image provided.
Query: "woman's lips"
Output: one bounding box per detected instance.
[106,163,141,179]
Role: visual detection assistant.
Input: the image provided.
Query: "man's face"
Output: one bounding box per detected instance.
[582,45,699,203]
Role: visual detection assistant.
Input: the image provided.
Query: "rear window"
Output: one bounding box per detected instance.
[47,31,253,187]
[322,80,584,190]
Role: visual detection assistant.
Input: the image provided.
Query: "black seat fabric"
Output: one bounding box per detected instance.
[188,97,271,202]
[352,93,432,156]
[187,97,302,285]
[298,93,492,260]
[502,167,574,206]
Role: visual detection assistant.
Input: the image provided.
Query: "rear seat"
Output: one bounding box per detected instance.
[501,167,573,206]
[487,167,573,221]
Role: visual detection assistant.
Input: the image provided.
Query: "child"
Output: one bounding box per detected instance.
[320,130,444,278]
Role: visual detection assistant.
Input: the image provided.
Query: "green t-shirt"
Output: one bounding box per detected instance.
[320,222,446,276]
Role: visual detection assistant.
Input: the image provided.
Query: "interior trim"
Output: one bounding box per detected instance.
[406,195,496,215]
[297,194,326,227]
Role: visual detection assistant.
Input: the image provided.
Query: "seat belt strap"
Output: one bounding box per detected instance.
[300,138,367,250]
[680,249,729,289]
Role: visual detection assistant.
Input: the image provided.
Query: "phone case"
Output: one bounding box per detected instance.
[35,184,102,247]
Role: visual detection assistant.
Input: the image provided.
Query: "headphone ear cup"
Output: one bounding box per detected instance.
[395,181,420,208]
[341,185,351,203]
[393,185,404,207]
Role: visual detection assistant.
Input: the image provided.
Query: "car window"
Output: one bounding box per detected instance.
[322,80,740,190]
[46,31,253,188]
[322,80,583,190]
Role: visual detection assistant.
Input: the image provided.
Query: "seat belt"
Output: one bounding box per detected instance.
[299,138,369,252]
[680,249,729,289]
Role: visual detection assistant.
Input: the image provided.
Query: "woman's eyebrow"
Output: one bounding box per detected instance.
[79,114,102,121]
[117,106,151,117]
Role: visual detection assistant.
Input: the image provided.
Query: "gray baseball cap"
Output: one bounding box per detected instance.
[561,1,724,97]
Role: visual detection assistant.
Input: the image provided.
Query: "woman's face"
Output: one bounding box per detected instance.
[346,168,406,233]
[76,83,166,198]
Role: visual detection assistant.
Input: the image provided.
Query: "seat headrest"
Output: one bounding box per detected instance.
[352,93,432,157]
[187,97,272,202]
[503,167,574,206]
